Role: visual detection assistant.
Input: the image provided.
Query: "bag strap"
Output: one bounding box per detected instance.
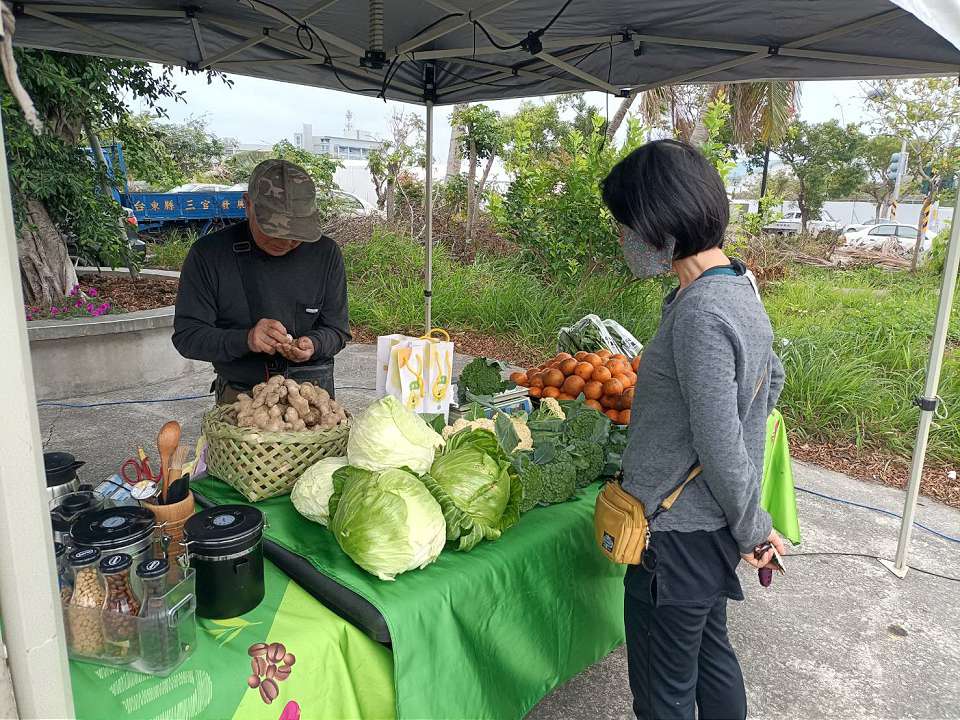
[646,368,769,521]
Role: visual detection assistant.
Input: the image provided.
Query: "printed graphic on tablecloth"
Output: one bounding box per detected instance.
[246,641,297,706]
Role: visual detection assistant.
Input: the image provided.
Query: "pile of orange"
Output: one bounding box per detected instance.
[510,349,641,425]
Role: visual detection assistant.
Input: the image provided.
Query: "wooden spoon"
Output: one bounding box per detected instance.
[156,421,181,503]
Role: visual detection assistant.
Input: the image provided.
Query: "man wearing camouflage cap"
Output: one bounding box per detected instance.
[173,159,350,403]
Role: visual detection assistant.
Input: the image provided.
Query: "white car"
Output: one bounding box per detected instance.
[329,190,382,217]
[841,222,928,252]
[763,210,842,236]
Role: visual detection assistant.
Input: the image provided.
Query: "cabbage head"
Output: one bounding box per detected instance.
[290,456,349,526]
[422,429,521,552]
[329,466,446,581]
[347,396,445,475]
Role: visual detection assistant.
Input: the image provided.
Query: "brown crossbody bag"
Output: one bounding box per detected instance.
[594,371,766,564]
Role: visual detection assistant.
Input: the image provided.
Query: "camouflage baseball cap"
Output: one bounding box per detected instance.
[248,159,322,242]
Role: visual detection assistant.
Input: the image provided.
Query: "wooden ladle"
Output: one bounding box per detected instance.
[156,421,181,503]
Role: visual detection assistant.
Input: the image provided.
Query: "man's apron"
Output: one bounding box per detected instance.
[214,240,336,405]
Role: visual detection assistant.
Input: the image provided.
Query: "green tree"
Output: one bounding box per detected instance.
[1,50,203,304]
[368,109,423,222]
[452,104,503,245]
[759,120,865,231]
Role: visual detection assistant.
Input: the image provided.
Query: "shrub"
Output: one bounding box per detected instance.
[148,227,197,270]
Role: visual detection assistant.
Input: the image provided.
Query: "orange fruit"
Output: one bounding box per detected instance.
[623,387,635,405]
[559,358,579,376]
[591,366,612,383]
[510,371,529,386]
[613,372,633,389]
[583,380,603,400]
[596,349,613,359]
[606,359,629,375]
[574,362,594,380]
[555,352,573,362]
[600,394,617,409]
[624,371,638,387]
[562,375,586,396]
[604,409,620,422]
[574,351,589,361]
[557,393,575,401]
[528,386,542,398]
[631,354,642,372]
[585,353,603,367]
[543,369,565,388]
[603,378,624,396]
[585,399,603,412]
[611,353,628,362]
[528,372,544,388]
[619,410,631,425]
[542,386,560,399]
[526,367,539,377]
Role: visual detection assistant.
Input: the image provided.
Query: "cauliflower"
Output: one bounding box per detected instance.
[442,414,533,451]
[538,397,566,420]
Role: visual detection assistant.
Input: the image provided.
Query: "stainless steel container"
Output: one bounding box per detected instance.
[44,451,86,503]
[70,506,157,566]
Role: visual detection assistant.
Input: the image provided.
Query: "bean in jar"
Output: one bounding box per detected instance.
[55,542,73,604]
[100,553,140,660]
[66,547,105,656]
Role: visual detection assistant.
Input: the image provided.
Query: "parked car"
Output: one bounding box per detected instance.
[841,222,928,252]
[763,210,842,236]
[841,218,884,235]
[329,190,382,217]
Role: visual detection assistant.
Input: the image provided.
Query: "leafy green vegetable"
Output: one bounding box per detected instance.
[328,466,447,581]
[603,424,628,478]
[423,429,521,551]
[561,398,612,444]
[568,440,605,489]
[347,395,445,475]
[458,357,515,400]
[290,456,349,526]
[514,445,578,506]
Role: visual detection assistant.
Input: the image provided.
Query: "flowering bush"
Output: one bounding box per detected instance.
[25,284,112,321]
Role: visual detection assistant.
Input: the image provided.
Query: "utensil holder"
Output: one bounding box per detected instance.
[143,491,195,571]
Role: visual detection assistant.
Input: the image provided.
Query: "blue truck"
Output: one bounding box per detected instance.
[91,143,247,235]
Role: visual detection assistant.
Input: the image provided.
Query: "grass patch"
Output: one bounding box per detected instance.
[146,227,198,270]
[345,232,960,462]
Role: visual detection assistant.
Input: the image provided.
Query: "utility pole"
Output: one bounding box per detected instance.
[758,143,771,198]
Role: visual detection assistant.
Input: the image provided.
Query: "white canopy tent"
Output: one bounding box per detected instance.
[0,1,958,716]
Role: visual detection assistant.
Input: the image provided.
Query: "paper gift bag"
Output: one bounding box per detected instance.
[379,330,455,417]
[376,334,406,396]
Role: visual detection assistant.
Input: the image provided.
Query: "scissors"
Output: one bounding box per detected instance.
[120,448,160,500]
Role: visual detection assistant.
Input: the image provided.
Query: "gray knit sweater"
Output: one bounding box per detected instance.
[622,269,785,553]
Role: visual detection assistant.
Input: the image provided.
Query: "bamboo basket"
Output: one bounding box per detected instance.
[202,406,350,502]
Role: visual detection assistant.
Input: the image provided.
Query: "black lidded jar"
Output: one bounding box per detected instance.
[70,506,156,566]
[184,505,264,619]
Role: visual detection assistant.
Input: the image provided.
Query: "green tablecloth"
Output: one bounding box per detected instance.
[70,559,396,720]
[193,479,627,720]
[71,411,798,720]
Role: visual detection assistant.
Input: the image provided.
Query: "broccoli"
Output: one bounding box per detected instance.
[568,440,605,488]
[458,357,514,399]
[513,449,578,509]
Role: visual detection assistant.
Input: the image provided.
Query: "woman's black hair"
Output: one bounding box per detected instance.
[601,139,729,260]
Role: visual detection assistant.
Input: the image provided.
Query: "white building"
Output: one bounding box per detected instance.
[293,123,382,161]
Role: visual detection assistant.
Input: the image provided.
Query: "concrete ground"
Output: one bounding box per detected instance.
[37,344,960,720]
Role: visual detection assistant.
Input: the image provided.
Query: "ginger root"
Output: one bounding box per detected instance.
[226,378,348,432]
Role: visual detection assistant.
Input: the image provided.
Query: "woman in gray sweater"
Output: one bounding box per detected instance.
[601,139,785,720]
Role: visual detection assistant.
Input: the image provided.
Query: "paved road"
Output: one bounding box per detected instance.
[38,344,960,720]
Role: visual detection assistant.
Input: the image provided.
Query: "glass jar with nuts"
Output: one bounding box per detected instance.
[100,553,141,661]
[66,547,105,656]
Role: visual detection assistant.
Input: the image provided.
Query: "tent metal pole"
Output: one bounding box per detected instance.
[0,115,75,716]
[424,100,434,335]
[881,194,960,579]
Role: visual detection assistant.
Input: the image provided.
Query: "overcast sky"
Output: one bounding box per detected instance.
[145,70,870,166]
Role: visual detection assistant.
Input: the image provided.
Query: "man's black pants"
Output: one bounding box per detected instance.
[624,586,747,720]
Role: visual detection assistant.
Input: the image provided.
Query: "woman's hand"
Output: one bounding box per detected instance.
[741,530,785,569]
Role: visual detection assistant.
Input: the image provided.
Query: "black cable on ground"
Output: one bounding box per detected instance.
[786,551,960,583]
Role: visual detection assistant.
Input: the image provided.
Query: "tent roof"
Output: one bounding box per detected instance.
[11,1,960,105]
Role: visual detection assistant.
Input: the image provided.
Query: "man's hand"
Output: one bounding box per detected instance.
[277,336,315,363]
[247,319,291,355]
[741,530,785,569]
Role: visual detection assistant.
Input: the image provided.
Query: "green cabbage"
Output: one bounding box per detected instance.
[422,429,521,551]
[329,466,446,581]
[290,456,349,526]
[347,396,445,475]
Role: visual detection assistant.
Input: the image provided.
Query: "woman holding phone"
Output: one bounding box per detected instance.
[601,139,786,720]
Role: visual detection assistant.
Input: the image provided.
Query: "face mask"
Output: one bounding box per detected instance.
[621,225,675,279]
